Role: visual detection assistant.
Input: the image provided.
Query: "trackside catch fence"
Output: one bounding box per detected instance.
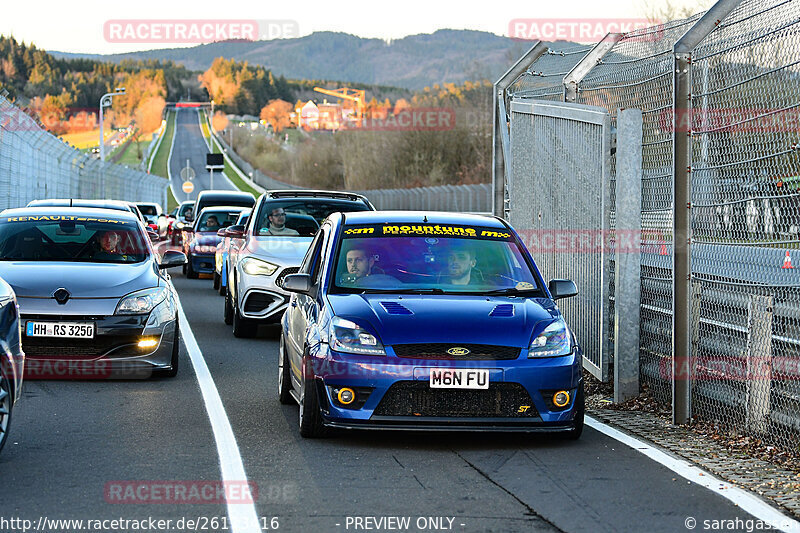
[495,0,800,451]
[0,91,167,209]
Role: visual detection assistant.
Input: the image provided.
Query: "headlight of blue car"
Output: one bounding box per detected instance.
[528,317,572,358]
[329,316,385,356]
[116,287,168,315]
[241,257,279,276]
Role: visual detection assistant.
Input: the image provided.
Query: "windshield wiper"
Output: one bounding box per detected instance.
[484,287,541,296]
[359,288,447,295]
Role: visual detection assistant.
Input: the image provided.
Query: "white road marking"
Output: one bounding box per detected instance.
[586,416,800,533]
[176,295,261,533]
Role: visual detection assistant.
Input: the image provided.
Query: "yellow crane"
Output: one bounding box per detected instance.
[313,87,366,121]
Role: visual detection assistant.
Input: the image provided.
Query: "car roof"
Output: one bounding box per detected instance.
[196,191,255,201]
[197,205,250,214]
[265,189,370,202]
[26,199,133,212]
[1,206,141,222]
[339,210,505,228]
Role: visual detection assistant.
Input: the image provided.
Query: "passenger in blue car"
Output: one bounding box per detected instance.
[441,245,480,285]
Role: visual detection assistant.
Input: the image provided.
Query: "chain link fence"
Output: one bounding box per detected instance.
[498,0,800,451]
[0,91,167,210]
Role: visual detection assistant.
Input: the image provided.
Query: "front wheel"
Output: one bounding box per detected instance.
[186,258,199,279]
[298,357,327,438]
[155,320,180,378]
[213,272,220,290]
[232,304,257,338]
[0,369,13,453]
[224,287,234,325]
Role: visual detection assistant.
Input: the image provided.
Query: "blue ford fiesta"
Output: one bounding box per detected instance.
[279,211,584,438]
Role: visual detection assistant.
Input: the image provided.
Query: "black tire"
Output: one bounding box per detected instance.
[186,258,199,279]
[232,303,257,338]
[298,357,327,438]
[213,272,220,290]
[278,336,293,405]
[224,287,234,325]
[561,382,584,440]
[159,320,181,378]
[0,369,13,454]
[182,262,187,275]
[218,271,227,296]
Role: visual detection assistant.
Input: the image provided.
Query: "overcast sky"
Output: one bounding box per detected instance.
[2,0,707,54]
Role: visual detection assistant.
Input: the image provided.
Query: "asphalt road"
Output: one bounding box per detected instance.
[1,250,770,533]
[169,108,237,204]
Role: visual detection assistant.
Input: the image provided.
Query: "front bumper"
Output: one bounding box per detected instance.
[190,252,216,274]
[237,265,298,320]
[302,344,583,431]
[21,302,177,379]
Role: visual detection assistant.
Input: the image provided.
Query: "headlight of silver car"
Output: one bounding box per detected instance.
[241,257,279,276]
[329,316,385,356]
[116,287,168,315]
[528,317,572,358]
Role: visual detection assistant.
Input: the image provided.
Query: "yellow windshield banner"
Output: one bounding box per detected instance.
[343,224,513,240]
[1,215,130,224]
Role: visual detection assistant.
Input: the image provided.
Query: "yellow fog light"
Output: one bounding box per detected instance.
[337,388,356,405]
[553,391,570,408]
[138,338,159,349]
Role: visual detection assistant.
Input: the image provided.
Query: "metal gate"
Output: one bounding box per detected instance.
[506,100,613,381]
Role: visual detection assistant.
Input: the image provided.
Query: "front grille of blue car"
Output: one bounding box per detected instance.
[391,343,520,360]
[373,381,537,418]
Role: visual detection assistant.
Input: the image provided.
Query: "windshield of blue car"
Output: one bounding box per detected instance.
[331,223,543,295]
[196,211,241,232]
[0,216,150,263]
[254,199,370,237]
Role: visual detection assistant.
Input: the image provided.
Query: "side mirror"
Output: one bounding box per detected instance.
[226,225,245,238]
[549,279,578,300]
[159,250,187,269]
[146,228,159,242]
[282,273,312,295]
[217,228,228,237]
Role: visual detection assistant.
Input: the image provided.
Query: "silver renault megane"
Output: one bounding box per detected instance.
[0,207,186,379]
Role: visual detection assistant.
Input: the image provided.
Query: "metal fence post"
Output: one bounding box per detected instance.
[746,294,773,435]
[563,33,623,103]
[672,49,693,425]
[493,41,548,217]
[614,108,643,402]
[671,0,743,425]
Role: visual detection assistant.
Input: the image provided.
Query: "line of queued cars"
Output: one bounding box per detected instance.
[0,197,189,453]
[185,189,585,440]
